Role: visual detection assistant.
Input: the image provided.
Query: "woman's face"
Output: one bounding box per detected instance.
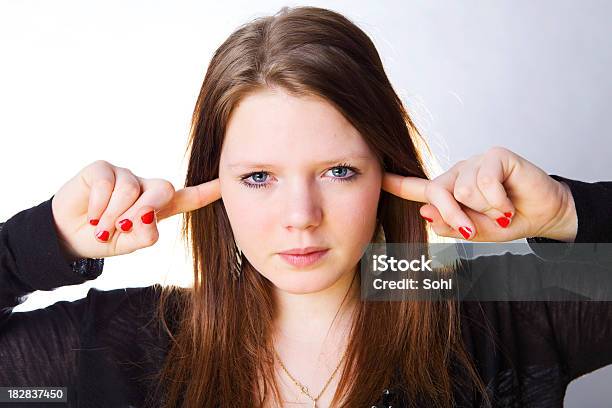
[219,88,382,294]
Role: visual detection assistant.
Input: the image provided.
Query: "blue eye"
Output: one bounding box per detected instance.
[239,163,360,189]
[330,167,349,178]
[240,171,268,188]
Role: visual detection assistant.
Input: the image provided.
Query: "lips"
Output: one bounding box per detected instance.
[278,248,330,268]
[278,246,328,255]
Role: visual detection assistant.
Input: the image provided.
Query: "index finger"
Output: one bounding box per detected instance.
[157,178,221,220]
[382,172,429,203]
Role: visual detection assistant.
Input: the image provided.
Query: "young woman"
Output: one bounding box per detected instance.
[1,6,612,408]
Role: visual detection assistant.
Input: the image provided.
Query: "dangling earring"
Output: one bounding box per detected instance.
[374,217,386,244]
[232,242,243,280]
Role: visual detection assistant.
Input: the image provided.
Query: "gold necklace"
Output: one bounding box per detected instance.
[273,347,348,408]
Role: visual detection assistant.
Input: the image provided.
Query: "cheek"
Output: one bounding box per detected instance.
[325,184,380,241]
[223,189,274,248]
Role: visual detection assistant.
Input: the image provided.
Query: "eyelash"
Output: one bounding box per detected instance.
[238,162,361,189]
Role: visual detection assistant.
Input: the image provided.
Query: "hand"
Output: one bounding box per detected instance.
[51,160,221,261]
[382,146,577,242]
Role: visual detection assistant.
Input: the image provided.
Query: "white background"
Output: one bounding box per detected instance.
[1,1,610,405]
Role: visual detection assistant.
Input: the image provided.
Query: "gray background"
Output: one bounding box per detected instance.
[375,1,611,179]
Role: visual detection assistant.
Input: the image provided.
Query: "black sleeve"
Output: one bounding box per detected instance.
[464,175,612,386]
[0,197,104,387]
[526,174,612,262]
[527,175,612,381]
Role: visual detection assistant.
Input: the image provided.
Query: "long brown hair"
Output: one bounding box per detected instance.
[146,6,489,407]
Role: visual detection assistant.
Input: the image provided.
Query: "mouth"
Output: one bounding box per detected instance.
[277,248,330,268]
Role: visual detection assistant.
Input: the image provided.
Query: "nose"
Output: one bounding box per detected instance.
[282,178,323,231]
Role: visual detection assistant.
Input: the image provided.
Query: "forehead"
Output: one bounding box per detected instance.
[220,88,373,165]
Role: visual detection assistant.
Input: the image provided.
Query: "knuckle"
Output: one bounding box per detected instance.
[124,168,139,181]
[486,146,509,157]
[115,166,135,178]
[91,159,112,169]
[155,179,176,201]
[478,174,496,187]
[449,160,467,172]
[93,178,114,191]
[453,185,474,202]
[115,183,141,199]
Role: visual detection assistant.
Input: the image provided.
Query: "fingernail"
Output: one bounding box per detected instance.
[421,216,433,222]
[89,219,99,226]
[458,226,473,240]
[96,230,110,242]
[504,212,513,218]
[141,211,155,224]
[119,219,133,232]
[496,216,510,228]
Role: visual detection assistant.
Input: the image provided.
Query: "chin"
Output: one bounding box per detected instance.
[268,270,341,295]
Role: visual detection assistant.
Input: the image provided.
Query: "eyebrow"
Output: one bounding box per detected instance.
[228,155,371,170]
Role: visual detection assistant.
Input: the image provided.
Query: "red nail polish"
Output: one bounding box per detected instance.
[496,217,510,228]
[141,211,155,224]
[119,219,133,231]
[89,219,99,226]
[422,216,433,222]
[96,230,110,242]
[504,212,512,218]
[458,226,473,240]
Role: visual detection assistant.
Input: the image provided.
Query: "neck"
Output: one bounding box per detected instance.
[272,267,360,344]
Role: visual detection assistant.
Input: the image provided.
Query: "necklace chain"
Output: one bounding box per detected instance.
[274,347,347,407]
